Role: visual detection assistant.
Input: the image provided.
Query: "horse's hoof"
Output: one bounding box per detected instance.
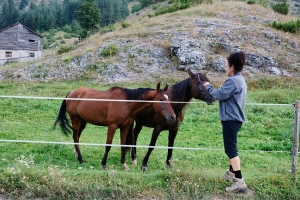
[141,166,147,172]
[102,165,107,170]
[122,163,130,171]
[132,159,137,165]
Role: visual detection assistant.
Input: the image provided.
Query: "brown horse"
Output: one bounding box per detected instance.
[129,70,214,171]
[53,83,176,170]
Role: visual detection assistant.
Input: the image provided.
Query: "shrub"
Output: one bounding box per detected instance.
[101,44,118,57]
[49,28,58,35]
[247,0,256,4]
[154,1,190,16]
[57,45,75,54]
[63,25,72,33]
[71,20,81,33]
[121,22,131,28]
[131,3,142,13]
[272,0,289,14]
[271,19,300,33]
[100,24,116,35]
[60,40,66,44]
[70,33,79,38]
[64,33,72,39]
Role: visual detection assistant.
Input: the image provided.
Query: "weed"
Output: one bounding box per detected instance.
[101,44,118,57]
[57,45,75,54]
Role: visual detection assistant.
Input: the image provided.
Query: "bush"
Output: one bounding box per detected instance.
[271,19,300,33]
[272,0,289,14]
[154,1,190,16]
[49,28,58,35]
[101,44,118,57]
[131,3,142,13]
[247,0,256,4]
[100,24,116,35]
[71,20,81,33]
[63,25,72,33]
[70,33,79,38]
[64,33,72,39]
[57,45,75,54]
[121,22,131,28]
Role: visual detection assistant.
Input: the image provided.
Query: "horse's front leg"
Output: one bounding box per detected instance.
[101,124,117,170]
[141,126,162,171]
[120,126,131,171]
[166,127,178,168]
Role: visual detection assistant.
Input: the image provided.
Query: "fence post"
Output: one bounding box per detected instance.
[292,100,300,178]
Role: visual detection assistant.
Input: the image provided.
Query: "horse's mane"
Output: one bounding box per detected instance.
[110,86,153,100]
[198,73,210,83]
[170,78,191,102]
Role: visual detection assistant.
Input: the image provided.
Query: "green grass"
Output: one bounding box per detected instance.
[0,79,299,199]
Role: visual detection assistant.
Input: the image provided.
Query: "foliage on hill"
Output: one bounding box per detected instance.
[0,0,130,34]
[272,0,289,14]
[271,18,300,33]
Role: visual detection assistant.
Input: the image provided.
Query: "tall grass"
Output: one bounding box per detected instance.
[0,78,299,199]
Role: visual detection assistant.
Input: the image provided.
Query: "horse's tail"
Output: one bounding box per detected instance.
[52,92,73,136]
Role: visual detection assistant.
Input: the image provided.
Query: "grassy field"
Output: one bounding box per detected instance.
[0,77,299,199]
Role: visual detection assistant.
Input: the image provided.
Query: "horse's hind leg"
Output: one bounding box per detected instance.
[131,121,143,165]
[72,118,87,164]
[166,128,178,168]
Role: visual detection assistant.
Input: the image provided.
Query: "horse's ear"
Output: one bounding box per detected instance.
[188,69,195,77]
[163,83,168,92]
[156,83,161,91]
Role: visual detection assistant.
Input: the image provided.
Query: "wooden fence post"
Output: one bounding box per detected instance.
[292,100,300,178]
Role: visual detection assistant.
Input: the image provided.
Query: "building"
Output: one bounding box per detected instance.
[0,22,43,65]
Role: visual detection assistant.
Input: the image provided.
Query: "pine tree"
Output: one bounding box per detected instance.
[19,0,29,10]
[7,0,19,25]
[0,0,9,29]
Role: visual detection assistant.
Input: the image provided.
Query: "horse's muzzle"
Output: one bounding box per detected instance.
[166,114,176,124]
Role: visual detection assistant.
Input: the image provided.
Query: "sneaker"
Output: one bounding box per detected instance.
[225,178,247,193]
[223,170,235,182]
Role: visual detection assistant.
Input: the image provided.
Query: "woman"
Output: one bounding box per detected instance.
[203,51,247,193]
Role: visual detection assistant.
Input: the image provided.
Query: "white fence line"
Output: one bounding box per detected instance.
[0,139,296,154]
[0,95,295,106]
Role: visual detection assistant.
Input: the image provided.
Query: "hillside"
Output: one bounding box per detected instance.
[0,1,300,85]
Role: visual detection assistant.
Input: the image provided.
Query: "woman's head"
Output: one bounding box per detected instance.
[227,51,246,74]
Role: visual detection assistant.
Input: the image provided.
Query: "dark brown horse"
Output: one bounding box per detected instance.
[129,70,214,171]
[53,83,176,170]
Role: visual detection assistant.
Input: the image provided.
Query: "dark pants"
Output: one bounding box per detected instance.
[221,120,242,159]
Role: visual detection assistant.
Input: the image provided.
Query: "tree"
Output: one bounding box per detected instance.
[19,0,29,10]
[0,0,9,29]
[76,0,101,37]
[139,0,153,8]
[8,0,19,24]
[63,0,81,25]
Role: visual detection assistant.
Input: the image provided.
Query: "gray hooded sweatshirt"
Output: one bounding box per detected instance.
[206,72,247,122]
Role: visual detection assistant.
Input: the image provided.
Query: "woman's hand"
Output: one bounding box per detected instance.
[203,82,210,87]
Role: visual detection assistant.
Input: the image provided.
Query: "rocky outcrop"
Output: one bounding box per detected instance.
[0,2,299,83]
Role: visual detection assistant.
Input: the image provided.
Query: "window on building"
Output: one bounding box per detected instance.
[5,52,12,57]
[29,52,35,57]
[29,40,37,43]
